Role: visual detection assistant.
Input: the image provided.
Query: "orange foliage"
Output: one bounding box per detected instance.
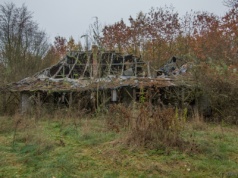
[101,6,238,66]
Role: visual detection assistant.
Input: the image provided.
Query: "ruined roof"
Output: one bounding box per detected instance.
[8,76,175,92]
[6,49,191,92]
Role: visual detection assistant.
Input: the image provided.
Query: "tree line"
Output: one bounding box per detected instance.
[101,6,238,67]
[0,1,237,120]
[50,1,238,69]
[1,1,237,85]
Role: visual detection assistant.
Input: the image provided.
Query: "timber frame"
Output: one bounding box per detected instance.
[2,45,206,115]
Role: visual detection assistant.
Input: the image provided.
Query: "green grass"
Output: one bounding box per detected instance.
[0,116,238,177]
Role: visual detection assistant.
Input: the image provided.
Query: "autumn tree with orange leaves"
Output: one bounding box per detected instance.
[102,6,181,66]
[101,6,238,67]
[102,20,129,52]
[43,36,83,65]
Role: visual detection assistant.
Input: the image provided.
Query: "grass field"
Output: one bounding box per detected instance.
[0,114,238,178]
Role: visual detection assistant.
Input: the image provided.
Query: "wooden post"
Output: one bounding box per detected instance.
[63,65,65,78]
[133,88,136,101]
[134,58,137,77]
[147,61,151,77]
[108,53,113,76]
[111,89,117,102]
[20,92,31,114]
[121,56,125,76]
[36,91,42,119]
[90,91,96,111]
[92,45,98,78]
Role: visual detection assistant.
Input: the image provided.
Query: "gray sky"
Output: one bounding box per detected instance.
[0,0,229,43]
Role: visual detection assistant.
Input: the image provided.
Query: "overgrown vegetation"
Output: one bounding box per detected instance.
[193,61,238,123]
[99,4,238,122]
[1,2,238,121]
[107,104,187,150]
[0,110,238,177]
[0,1,238,177]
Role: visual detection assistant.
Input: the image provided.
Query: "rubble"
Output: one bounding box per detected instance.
[157,56,192,76]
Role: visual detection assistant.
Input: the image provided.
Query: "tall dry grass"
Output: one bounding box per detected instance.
[106,103,187,150]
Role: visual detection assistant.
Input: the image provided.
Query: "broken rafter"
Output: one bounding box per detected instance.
[121,56,125,76]
[81,54,90,78]
[52,62,65,78]
[66,53,80,78]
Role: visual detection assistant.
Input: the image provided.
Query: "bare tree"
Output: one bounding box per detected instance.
[223,0,238,8]
[88,17,103,48]
[0,3,49,82]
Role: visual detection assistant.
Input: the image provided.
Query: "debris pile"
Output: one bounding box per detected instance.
[157,56,192,76]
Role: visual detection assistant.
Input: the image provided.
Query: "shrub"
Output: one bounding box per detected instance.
[107,103,187,150]
[194,62,238,124]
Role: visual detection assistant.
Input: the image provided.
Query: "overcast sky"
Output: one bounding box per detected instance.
[0,0,229,43]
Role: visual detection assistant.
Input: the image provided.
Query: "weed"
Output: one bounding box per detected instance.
[107,103,187,150]
[0,114,237,177]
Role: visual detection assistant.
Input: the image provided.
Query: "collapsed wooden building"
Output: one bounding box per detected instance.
[5,45,205,114]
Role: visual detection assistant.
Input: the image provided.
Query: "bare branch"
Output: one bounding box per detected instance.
[223,0,238,8]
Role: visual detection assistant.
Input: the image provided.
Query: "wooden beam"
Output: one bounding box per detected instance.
[20,92,31,114]
[134,57,137,77]
[147,61,151,77]
[107,53,113,75]
[66,53,80,78]
[121,56,125,76]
